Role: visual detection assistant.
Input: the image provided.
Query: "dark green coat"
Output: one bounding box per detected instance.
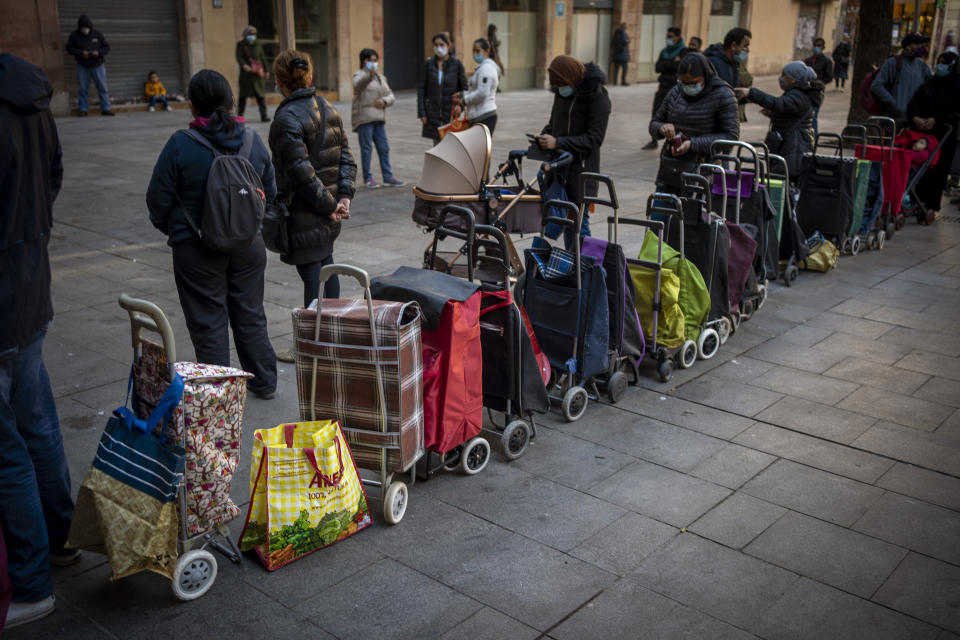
[236,40,267,98]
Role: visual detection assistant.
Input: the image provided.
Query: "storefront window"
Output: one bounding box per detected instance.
[248,0,330,90]
[489,0,539,89]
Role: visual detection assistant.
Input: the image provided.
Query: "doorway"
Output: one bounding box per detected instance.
[571,9,612,72]
[384,0,424,90]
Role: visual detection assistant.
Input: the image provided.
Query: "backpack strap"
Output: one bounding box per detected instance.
[182,128,222,157]
[237,128,256,158]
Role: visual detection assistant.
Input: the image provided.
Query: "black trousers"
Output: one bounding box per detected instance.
[172,237,277,394]
[471,112,498,135]
[612,61,628,85]
[237,95,268,120]
[296,255,339,308]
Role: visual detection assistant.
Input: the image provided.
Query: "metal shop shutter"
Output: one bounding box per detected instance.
[58,0,184,104]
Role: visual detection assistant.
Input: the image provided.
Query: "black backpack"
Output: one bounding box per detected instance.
[181,128,266,252]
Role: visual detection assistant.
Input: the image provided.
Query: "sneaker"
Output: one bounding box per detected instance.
[364,179,381,188]
[101,110,115,116]
[149,106,155,112]
[642,140,658,150]
[165,105,172,111]
[382,177,406,187]
[77,111,88,117]
[49,548,82,567]
[5,595,55,629]
[276,349,296,363]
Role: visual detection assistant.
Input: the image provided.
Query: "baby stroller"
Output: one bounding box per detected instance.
[896,125,955,225]
[796,133,858,250]
[425,205,550,459]
[580,172,646,399]
[517,199,609,421]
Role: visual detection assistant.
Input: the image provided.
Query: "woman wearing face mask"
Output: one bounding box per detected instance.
[417,33,468,145]
[352,48,404,189]
[734,61,823,179]
[649,52,739,194]
[456,38,499,134]
[236,25,271,122]
[905,51,960,216]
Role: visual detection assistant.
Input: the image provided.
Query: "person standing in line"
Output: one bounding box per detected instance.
[833,34,852,90]
[146,69,278,398]
[643,26,687,150]
[352,48,404,189]
[65,14,113,116]
[703,27,751,88]
[611,22,631,86]
[803,36,833,132]
[236,25,271,122]
[871,33,932,127]
[418,33,468,145]
[0,53,77,631]
[458,38,500,134]
[269,50,356,362]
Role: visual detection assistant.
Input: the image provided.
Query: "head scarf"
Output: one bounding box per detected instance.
[782,61,817,84]
[548,55,586,88]
[242,25,257,38]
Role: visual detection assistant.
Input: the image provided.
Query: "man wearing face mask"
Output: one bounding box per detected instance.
[236,25,271,123]
[65,15,113,116]
[704,28,751,88]
[802,37,833,134]
[871,33,932,125]
[536,55,611,240]
[643,27,688,150]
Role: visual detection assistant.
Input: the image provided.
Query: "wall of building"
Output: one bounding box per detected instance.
[198,0,249,98]
[744,0,803,75]
[1,0,69,115]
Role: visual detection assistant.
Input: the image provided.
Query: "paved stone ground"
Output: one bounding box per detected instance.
[8,76,960,639]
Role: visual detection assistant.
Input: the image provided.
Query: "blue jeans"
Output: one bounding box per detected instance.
[297,255,339,307]
[356,122,395,182]
[77,64,110,112]
[0,330,73,602]
[812,105,820,136]
[148,95,168,109]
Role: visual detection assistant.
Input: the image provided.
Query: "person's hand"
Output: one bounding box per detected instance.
[331,198,351,222]
[420,116,428,124]
[537,134,558,150]
[374,98,385,109]
[734,87,748,100]
[90,50,99,57]
[82,50,90,58]
[659,123,676,140]
[921,117,935,130]
[452,92,462,105]
[671,139,692,156]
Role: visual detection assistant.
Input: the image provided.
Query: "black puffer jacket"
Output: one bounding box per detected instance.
[747,80,824,178]
[649,72,739,162]
[417,56,468,139]
[540,63,612,204]
[0,54,62,358]
[269,88,357,265]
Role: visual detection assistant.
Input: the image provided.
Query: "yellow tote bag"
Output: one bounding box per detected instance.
[239,421,372,570]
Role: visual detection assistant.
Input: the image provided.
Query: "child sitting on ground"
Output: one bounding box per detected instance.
[144,71,171,112]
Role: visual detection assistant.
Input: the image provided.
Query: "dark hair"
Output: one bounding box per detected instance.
[433,32,450,46]
[723,27,752,49]
[678,52,712,79]
[668,26,681,37]
[474,38,490,52]
[359,48,378,67]
[689,36,702,48]
[488,24,497,34]
[274,49,313,90]
[813,36,825,46]
[147,70,158,79]
[188,69,235,133]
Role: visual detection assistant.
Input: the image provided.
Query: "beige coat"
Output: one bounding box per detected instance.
[351,69,396,131]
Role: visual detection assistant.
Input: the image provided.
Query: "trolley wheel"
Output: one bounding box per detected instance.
[679,340,697,369]
[850,236,861,255]
[729,312,741,333]
[740,299,755,322]
[171,549,217,601]
[842,238,852,254]
[382,481,408,525]
[442,449,461,472]
[512,272,526,305]
[877,229,886,249]
[716,317,732,344]
[657,358,674,382]
[501,420,531,460]
[784,263,799,287]
[606,371,628,403]
[868,232,878,251]
[925,209,936,225]
[561,385,589,422]
[895,213,906,230]
[461,437,491,475]
[756,284,768,311]
[698,327,720,360]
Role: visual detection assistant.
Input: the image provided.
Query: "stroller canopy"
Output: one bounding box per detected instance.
[417,125,492,194]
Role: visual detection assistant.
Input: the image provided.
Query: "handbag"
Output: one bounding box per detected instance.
[240,421,372,570]
[437,106,470,140]
[245,47,265,77]
[799,231,839,272]
[67,372,187,581]
[262,201,292,254]
[656,155,700,188]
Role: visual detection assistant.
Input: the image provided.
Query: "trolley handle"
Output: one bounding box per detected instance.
[680,172,713,221]
[119,294,177,365]
[698,163,728,220]
[429,204,477,282]
[579,172,619,210]
[472,224,512,286]
[867,116,897,162]
[647,193,685,259]
[543,198,583,289]
[841,124,868,151]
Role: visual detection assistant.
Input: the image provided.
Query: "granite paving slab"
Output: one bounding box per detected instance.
[568,512,678,577]
[823,357,931,394]
[754,395,877,444]
[689,493,787,549]
[689,443,777,489]
[853,491,960,565]
[838,385,955,432]
[673,377,785,417]
[877,463,960,511]
[873,553,960,634]
[748,364,860,405]
[804,310,894,339]
[853,421,960,476]
[438,607,539,640]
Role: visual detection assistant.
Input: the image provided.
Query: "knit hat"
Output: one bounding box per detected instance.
[548,55,586,88]
[782,60,817,83]
[901,33,929,48]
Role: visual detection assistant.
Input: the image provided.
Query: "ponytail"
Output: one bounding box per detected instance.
[188,69,236,133]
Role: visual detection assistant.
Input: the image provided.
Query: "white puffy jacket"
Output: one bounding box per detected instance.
[462,57,499,121]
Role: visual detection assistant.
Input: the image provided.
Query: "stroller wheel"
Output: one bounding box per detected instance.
[501,420,531,460]
[172,549,218,601]
[606,371,629,403]
[657,359,673,382]
[561,386,589,422]
[383,481,408,525]
[513,272,526,305]
[877,230,886,250]
[698,328,720,360]
[716,317,732,344]
[461,437,491,475]
[679,340,698,369]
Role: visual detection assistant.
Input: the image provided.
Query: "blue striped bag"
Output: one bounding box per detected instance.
[67,373,187,581]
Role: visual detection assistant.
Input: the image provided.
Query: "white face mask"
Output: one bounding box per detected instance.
[245,35,256,44]
[434,46,448,57]
[365,61,378,71]
[81,27,91,36]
